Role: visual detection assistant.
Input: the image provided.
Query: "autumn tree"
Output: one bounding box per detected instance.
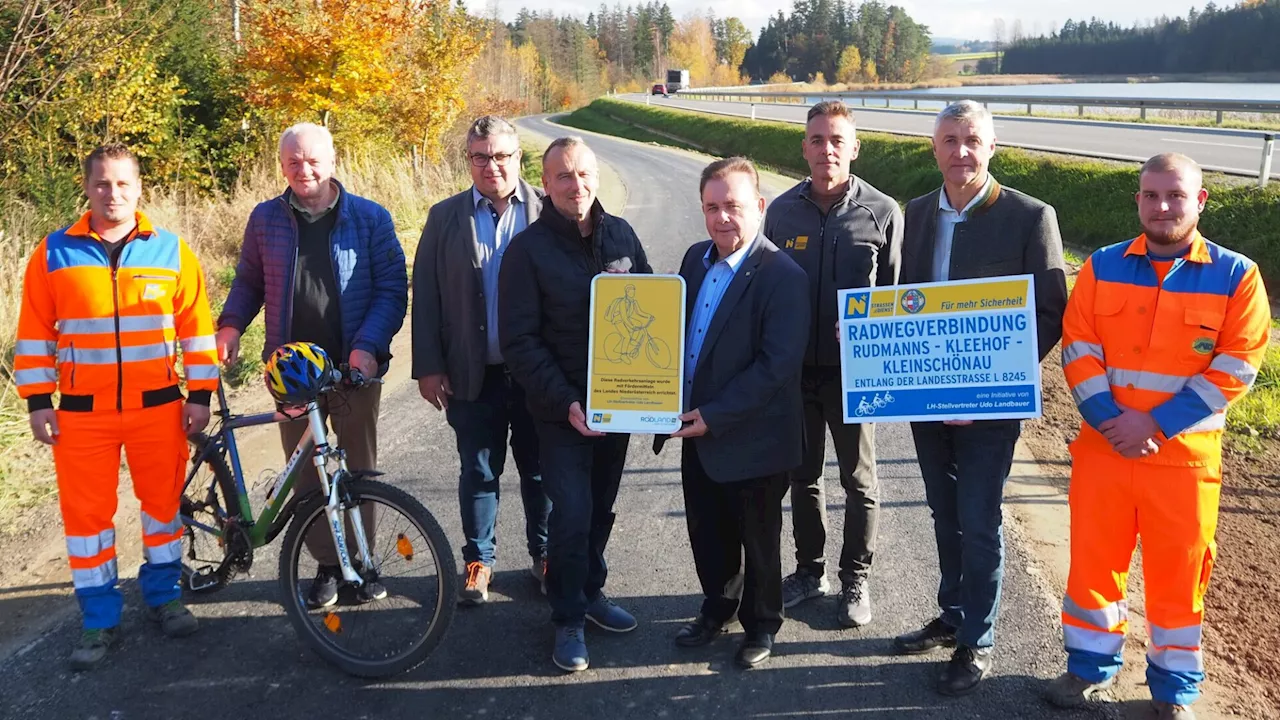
[240,0,486,159]
[240,0,414,130]
[384,0,487,160]
[714,16,752,70]
[835,44,863,84]
[0,0,238,205]
[667,15,716,85]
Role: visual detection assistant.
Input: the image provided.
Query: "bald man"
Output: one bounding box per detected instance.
[217,123,408,608]
[499,136,652,672]
[1047,153,1270,720]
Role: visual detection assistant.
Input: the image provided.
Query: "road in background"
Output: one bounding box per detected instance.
[0,116,1098,720]
[620,93,1270,178]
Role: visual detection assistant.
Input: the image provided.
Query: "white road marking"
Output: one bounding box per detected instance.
[1159,137,1259,149]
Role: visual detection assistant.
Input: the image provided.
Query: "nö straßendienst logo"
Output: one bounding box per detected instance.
[844,291,871,319]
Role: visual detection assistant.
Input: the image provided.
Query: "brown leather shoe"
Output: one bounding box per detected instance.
[459,561,492,606]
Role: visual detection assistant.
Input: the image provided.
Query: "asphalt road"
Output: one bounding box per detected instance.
[622,93,1273,178]
[0,117,1098,720]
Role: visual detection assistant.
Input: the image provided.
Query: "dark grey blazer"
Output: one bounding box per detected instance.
[411,179,543,402]
[654,236,810,483]
[903,181,1068,360]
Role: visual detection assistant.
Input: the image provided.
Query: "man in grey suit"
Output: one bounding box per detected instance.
[892,100,1068,696]
[657,157,810,669]
[412,116,551,605]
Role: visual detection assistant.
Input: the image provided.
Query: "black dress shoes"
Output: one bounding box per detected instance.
[893,617,958,654]
[938,645,993,696]
[735,633,774,668]
[674,615,730,647]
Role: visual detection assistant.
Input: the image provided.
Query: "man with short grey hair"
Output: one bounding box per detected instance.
[892,100,1067,697]
[217,121,408,609]
[412,115,551,606]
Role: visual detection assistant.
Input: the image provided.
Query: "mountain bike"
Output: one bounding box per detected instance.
[179,367,457,677]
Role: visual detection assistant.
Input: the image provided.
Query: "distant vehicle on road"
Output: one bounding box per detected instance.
[665,68,690,93]
[651,83,667,96]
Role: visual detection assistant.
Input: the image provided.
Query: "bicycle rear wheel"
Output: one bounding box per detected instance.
[278,479,457,678]
[180,442,238,594]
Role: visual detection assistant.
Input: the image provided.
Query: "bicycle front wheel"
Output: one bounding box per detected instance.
[278,479,458,678]
[646,337,672,369]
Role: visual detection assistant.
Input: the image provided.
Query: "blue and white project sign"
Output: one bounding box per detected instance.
[838,276,1042,424]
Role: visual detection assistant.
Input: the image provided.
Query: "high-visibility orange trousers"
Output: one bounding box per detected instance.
[1063,446,1220,706]
[51,402,189,629]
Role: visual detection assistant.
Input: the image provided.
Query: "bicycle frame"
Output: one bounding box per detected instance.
[183,381,374,586]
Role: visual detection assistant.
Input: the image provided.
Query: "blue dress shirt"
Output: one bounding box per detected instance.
[684,236,757,406]
[473,184,528,363]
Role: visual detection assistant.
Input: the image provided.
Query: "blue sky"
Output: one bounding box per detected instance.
[491,0,1212,43]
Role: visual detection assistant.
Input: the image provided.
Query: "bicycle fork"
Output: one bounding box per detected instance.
[307,408,376,586]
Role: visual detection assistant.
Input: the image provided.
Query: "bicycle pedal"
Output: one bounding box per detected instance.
[188,567,220,591]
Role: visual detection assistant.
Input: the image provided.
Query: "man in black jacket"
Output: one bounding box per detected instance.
[499,136,652,673]
[765,101,903,628]
[892,100,1067,697]
[659,157,809,669]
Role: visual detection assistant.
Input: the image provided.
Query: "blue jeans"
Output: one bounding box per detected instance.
[909,420,1020,649]
[539,424,629,626]
[446,365,549,567]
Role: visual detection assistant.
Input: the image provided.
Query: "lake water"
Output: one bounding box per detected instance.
[904,82,1280,101]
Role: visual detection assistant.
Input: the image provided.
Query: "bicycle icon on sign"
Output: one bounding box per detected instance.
[854,391,896,417]
[602,284,673,369]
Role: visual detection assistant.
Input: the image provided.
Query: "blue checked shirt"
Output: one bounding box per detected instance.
[684,236,757,406]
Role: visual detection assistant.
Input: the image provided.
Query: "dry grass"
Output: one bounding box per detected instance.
[0,150,467,522]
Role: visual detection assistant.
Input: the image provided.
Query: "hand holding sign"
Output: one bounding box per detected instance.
[837,277,1042,425]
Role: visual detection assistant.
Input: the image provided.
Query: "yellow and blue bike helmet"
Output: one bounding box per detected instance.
[264,342,333,406]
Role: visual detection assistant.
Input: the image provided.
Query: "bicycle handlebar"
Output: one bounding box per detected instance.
[331,364,385,391]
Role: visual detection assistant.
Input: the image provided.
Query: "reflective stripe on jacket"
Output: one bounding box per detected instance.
[15,211,219,411]
[1061,232,1270,465]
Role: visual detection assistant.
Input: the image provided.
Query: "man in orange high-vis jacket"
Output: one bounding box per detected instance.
[15,143,220,671]
[1047,153,1270,720]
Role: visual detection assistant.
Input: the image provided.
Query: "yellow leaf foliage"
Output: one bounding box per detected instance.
[241,0,486,158]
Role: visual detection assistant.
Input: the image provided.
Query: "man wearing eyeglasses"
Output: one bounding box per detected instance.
[412,115,552,606]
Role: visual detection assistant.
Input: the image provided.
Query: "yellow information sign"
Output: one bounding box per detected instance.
[586,274,686,434]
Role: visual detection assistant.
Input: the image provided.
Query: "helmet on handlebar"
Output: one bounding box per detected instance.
[264,342,333,406]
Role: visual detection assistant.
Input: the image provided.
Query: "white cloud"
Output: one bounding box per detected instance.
[491,0,1200,41]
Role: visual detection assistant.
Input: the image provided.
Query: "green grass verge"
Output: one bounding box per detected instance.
[521,141,544,186]
[1227,344,1280,447]
[575,97,1280,289]
[573,97,1280,441]
[556,107,702,152]
[939,51,1000,62]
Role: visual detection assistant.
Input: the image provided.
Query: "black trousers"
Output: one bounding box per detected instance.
[790,365,879,583]
[681,441,788,636]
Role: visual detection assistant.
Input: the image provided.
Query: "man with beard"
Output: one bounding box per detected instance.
[1047,153,1270,720]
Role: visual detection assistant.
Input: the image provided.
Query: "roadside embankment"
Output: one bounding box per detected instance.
[563,98,1280,291]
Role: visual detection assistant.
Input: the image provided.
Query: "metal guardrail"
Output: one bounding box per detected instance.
[672,89,1280,119]
[648,89,1278,186]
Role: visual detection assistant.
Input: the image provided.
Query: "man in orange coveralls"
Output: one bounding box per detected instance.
[15,143,221,670]
[1047,153,1270,720]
